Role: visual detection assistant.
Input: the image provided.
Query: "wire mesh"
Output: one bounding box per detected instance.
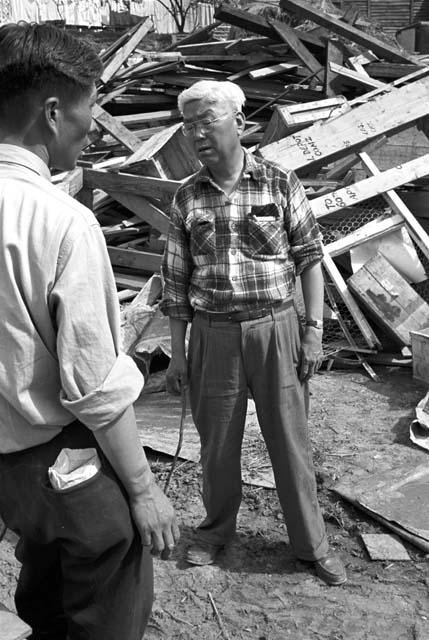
[318,195,429,353]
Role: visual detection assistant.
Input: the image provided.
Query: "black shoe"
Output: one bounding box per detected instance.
[314,553,347,585]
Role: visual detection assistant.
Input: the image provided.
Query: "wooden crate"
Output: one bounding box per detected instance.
[118,122,201,179]
[347,252,429,346]
[260,96,349,146]
[410,328,429,384]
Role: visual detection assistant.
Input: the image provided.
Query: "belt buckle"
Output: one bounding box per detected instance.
[255,307,268,320]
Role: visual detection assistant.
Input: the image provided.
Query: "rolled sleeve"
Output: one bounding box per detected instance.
[51,220,144,428]
[285,170,324,275]
[160,198,194,321]
[60,352,143,429]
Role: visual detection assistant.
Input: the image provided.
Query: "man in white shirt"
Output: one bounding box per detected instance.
[0,22,179,640]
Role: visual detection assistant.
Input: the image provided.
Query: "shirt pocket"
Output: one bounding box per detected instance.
[244,203,288,260]
[189,211,216,258]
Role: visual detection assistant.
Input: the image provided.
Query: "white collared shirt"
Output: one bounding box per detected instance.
[0,144,143,452]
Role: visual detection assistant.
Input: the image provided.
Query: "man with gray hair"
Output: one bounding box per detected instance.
[161,80,346,585]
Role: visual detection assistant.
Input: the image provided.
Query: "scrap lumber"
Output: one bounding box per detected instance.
[100,18,154,84]
[83,169,181,201]
[324,38,345,97]
[322,249,382,349]
[99,20,143,64]
[259,75,429,174]
[323,276,381,381]
[261,96,349,145]
[347,253,429,346]
[107,192,170,235]
[93,104,142,153]
[53,168,83,197]
[213,4,326,50]
[280,0,420,65]
[310,153,429,219]
[118,122,201,180]
[107,246,161,274]
[325,213,405,257]
[268,19,324,86]
[328,62,387,90]
[359,152,429,261]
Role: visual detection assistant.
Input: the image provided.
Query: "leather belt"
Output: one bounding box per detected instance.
[194,299,293,322]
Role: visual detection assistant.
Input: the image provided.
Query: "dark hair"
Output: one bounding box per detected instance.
[0,22,103,113]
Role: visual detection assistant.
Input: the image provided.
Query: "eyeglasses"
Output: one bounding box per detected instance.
[181,112,237,137]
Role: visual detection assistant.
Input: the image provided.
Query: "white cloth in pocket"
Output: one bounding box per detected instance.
[48,448,101,490]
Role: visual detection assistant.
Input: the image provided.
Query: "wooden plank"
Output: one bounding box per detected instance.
[280,0,420,64]
[324,37,345,97]
[99,20,141,63]
[322,249,382,349]
[116,110,180,126]
[114,271,150,291]
[325,213,404,257]
[83,168,182,200]
[108,246,161,274]
[269,20,325,85]
[347,252,429,346]
[329,62,387,89]
[323,136,387,181]
[213,4,326,50]
[93,104,142,153]
[165,22,218,51]
[310,153,429,219]
[359,152,429,261]
[100,18,153,84]
[259,75,429,174]
[53,167,83,197]
[248,62,300,79]
[119,122,201,181]
[107,191,171,235]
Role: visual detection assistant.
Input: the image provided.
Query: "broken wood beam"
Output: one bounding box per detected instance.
[100,18,153,85]
[213,4,325,50]
[259,75,429,174]
[359,152,429,261]
[93,104,142,153]
[107,191,171,235]
[268,19,325,86]
[310,153,429,219]
[329,62,387,90]
[325,213,404,257]
[108,246,161,274]
[280,0,420,64]
[322,249,382,349]
[83,169,181,201]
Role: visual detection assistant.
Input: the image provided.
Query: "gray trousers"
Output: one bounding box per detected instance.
[188,303,329,561]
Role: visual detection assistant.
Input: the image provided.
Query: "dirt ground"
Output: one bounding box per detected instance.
[1,366,429,640]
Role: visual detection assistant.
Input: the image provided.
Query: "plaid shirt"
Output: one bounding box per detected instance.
[160,151,323,321]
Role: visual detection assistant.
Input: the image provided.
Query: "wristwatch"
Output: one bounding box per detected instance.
[306,319,323,330]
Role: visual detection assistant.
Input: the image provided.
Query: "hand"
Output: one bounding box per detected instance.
[166,355,188,395]
[298,326,323,383]
[130,481,180,559]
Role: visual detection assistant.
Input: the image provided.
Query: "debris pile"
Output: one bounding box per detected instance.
[58,0,429,376]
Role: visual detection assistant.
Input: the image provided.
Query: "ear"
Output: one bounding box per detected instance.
[235,111,246,136]
[43,96,61,135]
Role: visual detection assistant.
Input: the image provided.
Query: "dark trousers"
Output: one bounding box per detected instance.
[0,422,153,640]
[188,303,329,561]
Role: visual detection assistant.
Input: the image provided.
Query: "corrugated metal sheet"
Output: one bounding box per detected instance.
[342,0,429,34]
